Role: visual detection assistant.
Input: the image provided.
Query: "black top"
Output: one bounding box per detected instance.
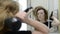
[4,31,31,34]
[44,20,52,28]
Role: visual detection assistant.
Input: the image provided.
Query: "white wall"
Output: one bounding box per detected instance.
[48,0,58,18]
[31,0,48,9]
[18,0,27,31]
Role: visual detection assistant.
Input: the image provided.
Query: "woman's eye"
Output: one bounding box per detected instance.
[41,13,43,14]
[40,13,43,14]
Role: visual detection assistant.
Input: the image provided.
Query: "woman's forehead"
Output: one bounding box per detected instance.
[37,10,44,13]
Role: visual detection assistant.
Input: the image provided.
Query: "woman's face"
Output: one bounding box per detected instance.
[37,9,45,21]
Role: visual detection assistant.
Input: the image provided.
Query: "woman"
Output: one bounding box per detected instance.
[0,0,49,34]
[15,9,49,34]
[32,6,50,28]
[0,0,19,33]
[32,6,60,30]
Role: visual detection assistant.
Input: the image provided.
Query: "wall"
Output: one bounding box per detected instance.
[18,0,27,31]
[58,0,60,33]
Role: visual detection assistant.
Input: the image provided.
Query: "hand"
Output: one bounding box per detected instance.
[15,11,27,21]
[15,9,32,22]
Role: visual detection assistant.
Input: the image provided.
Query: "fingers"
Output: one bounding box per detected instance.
[24,7,33,13]
[15,11,27,20]
[25,9,33,18]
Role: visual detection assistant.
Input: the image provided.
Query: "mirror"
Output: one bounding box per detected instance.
[15,0,60,34]
[27,0,59,34]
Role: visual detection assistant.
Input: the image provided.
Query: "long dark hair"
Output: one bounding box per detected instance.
[33,6,48,21]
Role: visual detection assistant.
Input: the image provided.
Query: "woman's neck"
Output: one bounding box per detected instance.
[39,19,46,23]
